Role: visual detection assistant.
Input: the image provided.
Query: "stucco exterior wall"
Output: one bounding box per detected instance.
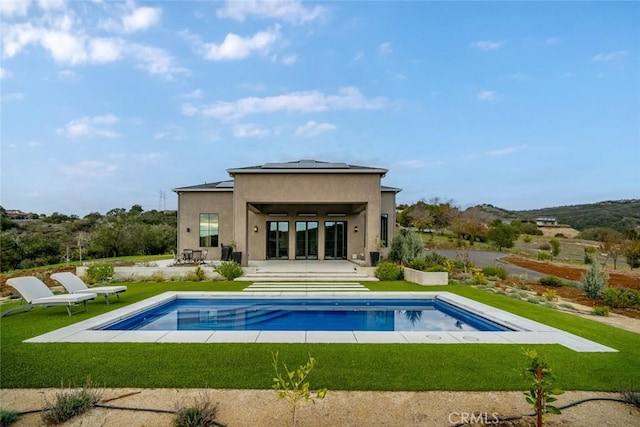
[176,191,233,260]
[233,173,381,264]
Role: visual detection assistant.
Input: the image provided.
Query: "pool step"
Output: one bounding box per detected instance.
[243,282,370,292]
[236,272,377,282]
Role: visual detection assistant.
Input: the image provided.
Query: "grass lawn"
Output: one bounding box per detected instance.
[1,281,639,391]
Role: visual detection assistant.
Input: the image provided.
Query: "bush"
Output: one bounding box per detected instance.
[388,230,423,265]
[543,289,558,302]
[482,265,507,280]
[0,409,18,427]
[42,381,102,425]
[426,265,448,272]
[407,258,429,271]
[186,266,207,282]
[538,242,551,251]
[472,271,489,286]
[602,288,640,308]
[522,235,532,243]
[214,262,243,280]
[592,306,610,316]
[174,393,219,427]
[83,263,114,285]
[537,252,552,261]
[151,273,166,282]
[538,275,563,288]
[581,262,608,299]
[375,261,402,281]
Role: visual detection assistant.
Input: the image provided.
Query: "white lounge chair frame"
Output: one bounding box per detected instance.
[51,272,127,304]
[3,276,97,317]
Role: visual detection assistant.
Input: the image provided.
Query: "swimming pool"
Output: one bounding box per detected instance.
[99,298,512,332]
[23,292,616,352]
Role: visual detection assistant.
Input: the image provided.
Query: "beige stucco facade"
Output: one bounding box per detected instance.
[173,160,400,266]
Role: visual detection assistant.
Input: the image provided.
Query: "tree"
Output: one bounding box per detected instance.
[623,240,640,269]
[601,230,624,269]
[549,239,561,260]
[450,208,487,244]
[487,223,517,251]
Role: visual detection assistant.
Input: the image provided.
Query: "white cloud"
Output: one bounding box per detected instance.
[56,114,120,138]
[181,89,203,99]
[60,160,118,177]
[181,103,198,116]
[122,6,161,33]
[0,0,32,17]
[592,50,629,62]
[193,87,386,120]
[0,67,10,79]
[127,43,190,79]
[1,10,186,79]
[470,40,505,51]
[58,69,77,79]
[295,121,336,137]
[282,54,297,65]
[1,92,25,102]
[89,38,124,63]
[217,0,327,24]
[38,0,66,12]
[139,152,162,162]
[187,26,281,61]
[378,42,392,56]
[486,145,528,156]
[477,90,497,101]
[232,123,271,138]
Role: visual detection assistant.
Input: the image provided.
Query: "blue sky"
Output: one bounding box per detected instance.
[2,0,639,216]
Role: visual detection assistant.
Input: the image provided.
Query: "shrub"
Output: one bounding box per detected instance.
[426,265,448,272]
[559,303,575,310]
[388,230,424,265]
[538,242,551,251]
[375,261,402,281]
[42,381,102,425]
[472,271,489,286]
[407,258,429,271]
[592,306,610,317]
[522,235,532,243]
[538,275,563,288]
[543,289,558,302]
[581,262,608,299]
[151,273,166,282]
[537,251,552,261]
[602,288,640,308]
[174,393,219,427]
[214,261,243,281]
[82,263,114,285]
[186,266,206,282]
[482,265,507,280]
[0,409,18,427]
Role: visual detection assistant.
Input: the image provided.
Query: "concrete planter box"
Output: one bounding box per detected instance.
[76,266,222,281]
[403,267,448,286]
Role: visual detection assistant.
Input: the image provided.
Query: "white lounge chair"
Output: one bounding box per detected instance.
[3,276,97,317]
[51,272,127,304]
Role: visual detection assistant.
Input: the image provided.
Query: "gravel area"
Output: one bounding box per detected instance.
[1,388,639,426]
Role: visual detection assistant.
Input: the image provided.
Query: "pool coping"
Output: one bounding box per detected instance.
[25,292,617,352]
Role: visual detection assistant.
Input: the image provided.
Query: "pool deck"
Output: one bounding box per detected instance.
[24,292,616,352]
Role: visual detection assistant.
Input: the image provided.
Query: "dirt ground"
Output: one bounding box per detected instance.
[1,388,639,427]
[503,256,640,319]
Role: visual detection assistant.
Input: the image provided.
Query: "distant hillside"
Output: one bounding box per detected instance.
[476,199,640,232]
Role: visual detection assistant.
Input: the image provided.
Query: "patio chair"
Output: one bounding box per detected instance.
[2,276,97,317]
[51,272,127,304]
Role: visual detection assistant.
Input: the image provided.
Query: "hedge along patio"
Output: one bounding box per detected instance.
[1,281,639,391]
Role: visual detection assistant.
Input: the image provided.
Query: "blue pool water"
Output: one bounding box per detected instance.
[100,298,511,332]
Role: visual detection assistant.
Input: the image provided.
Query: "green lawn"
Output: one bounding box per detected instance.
[1,281,639,391]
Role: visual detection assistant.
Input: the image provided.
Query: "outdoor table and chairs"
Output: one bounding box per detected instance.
[175,248,208,264]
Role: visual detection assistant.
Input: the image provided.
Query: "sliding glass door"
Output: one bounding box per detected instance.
[295,221,318,259]
[324,221,347,259]
[267,221,289,259]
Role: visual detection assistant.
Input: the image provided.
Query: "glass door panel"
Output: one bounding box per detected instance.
[295,221,318,259]
[267,221,289,259]
[325,221,347,259]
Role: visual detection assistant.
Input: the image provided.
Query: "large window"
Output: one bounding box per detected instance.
[380,214,389,247]
[199,213,219,247]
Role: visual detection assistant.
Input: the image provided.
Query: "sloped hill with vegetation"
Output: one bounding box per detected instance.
[477,200,640,231]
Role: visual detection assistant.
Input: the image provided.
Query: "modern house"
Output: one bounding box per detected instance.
[173,160,401,266]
